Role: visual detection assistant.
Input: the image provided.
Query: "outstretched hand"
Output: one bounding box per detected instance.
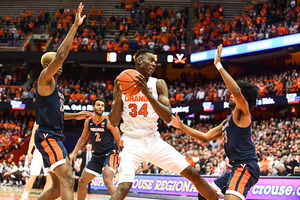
[74,2,86,26]
[76,111,93,120]
[169,112,182,129]
[214,44,223,65]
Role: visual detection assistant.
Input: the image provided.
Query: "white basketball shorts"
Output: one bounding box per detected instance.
[117,132,189,183]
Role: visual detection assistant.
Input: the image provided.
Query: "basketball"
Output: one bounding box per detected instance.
[117,69,141,96]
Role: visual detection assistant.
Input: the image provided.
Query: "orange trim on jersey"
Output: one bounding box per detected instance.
[109,153,118,170]
[120,139,124,148]
[49,138,64,161]
[237,169,251,194]
[92,115,107,125]
[41,139,56,165]
[228,167,243,191]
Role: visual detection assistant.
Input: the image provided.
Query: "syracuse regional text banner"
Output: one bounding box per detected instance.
[90,175,300,200]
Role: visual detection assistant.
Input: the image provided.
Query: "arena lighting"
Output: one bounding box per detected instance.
[203,102,214,111]
[286,93,300,104]
[10,100,25,110]
[126,54,132,62]
[167,55,173,63]
[106,52,117,62]
[190,33,300,63]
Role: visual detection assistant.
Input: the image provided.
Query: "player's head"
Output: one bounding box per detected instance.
[229,80,259,110]
[135,49,156,78]
[41,52,63,77]
[92,98,106,116]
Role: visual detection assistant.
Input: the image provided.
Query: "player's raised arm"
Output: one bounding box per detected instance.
[39,3,86,84]
[214,44,250,116]
[109,78,123,127]
[170,113,223,143]
[69,118,90,161]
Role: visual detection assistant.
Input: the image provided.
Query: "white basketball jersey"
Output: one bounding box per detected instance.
[120,77,159,137]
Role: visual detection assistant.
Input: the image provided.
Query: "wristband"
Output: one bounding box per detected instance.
[215,62,223,70]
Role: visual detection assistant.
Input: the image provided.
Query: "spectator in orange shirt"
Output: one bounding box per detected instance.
[70,91,76,103]
[90,7,96,16]
[75,92,83,103]
[276,79,284,95]
[6,15,11,26]
[260,152,270,173]
[97,9,103,20]
[89,92,97,102]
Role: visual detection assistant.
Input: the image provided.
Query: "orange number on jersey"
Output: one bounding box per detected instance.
[95,133,101,142]
[138,104,148,117]
[60,99,64,112]
[223,130,228,143]
[128,104,138,117]
[128,103,148,117]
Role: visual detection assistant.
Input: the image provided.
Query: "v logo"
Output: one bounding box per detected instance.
[240,164,246,168]
[43,133,48,138]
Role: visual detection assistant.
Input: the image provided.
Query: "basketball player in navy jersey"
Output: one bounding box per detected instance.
[171,44,260,200]
[34,3,92,200]
[109,49,218,200]
[69,98,121,200]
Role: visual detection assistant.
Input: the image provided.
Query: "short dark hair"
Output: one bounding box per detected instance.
[93,98,106,106]
[135,49,153,60]
[237,80,259,109]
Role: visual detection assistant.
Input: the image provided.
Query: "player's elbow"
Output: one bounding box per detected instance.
[231,87,242,96]
[55,52,67,62]
[201,136,209,143]
[164,114,172,124]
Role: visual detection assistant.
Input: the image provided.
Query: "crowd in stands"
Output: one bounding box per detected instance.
[0,112,37,187]
[193,1,300,51]
[1,65,299,106]
[1,1,300,51]
[0,8,50,47]
[50,2,189,53]
[0,112,34,161]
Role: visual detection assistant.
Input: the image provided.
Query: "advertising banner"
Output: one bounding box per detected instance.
[90,175,300,200]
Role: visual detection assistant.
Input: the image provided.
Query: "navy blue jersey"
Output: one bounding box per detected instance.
[35,81,64,136]
[89,116,116,155]
[222,115,257,164]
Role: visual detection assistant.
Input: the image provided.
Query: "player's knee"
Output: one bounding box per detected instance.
[61,174,74,189]
[78,177,88,187]
[103,178,113,187]
[118,182,132,193]
[181,165,200,181]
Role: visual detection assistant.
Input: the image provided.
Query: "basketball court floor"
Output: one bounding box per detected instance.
[0,186,197,200]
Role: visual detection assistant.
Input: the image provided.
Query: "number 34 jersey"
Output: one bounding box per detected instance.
[121,77,159,137]
[89,116,116,155]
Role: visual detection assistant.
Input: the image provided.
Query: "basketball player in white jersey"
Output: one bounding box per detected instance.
[21,122,52,200]
[109,49,218,200]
